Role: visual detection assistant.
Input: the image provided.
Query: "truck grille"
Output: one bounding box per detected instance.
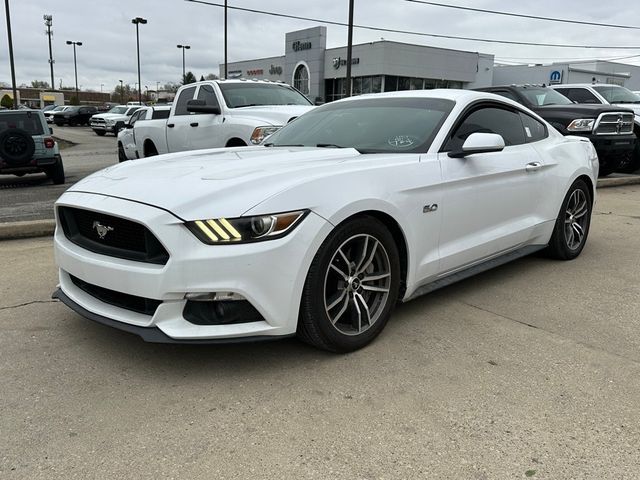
[58,206,169,265]
[594,112,634,135]
[70,274,161,316]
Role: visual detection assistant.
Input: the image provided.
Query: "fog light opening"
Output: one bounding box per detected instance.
[184,291,246,302]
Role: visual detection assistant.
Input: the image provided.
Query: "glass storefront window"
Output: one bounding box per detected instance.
[293,64,310,96]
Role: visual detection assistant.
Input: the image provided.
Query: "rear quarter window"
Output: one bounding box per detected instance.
[151,109,170,120]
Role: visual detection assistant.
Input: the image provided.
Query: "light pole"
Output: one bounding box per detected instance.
[119,79,124,103]
[66,40,82,103]
[44,15,54,92]
[4,0,18,109]
[224,0,227,79]
[131,17,147,104]
[100,83,104,93]
[345,0,354,98]
[176,44,191,82]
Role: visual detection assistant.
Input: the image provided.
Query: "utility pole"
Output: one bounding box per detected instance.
[44,14,54,91]
[66,40,82,103]
[224,0,228,79]
[4,0,18,109]
[119,79,124,103]
[345,0,354,98]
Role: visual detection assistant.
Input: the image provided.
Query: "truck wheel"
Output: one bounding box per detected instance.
[118,143,128,162]
[95,130,106,136]
[144,141,158,157]
[619,141,640,174]
[0,128,36,166]
[45,155,65,185]
[114,122,124,135]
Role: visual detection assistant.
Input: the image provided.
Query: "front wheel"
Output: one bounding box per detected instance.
[45,156,65,185]
[298,216,401,352]
[117,143,128,163]
[545,179,592,260]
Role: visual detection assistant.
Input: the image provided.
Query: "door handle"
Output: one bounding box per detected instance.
[525,162,542,172]
[190,122,199,127]
[167,123,175,128]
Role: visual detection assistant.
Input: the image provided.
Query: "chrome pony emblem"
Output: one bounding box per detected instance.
[92,221,114,240]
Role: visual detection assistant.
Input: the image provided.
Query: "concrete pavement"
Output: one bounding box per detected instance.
[1,185,639,479]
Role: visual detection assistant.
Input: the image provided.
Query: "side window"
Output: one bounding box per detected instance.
[129,110,143,125]
[565,88,601,104]
[196,84,219,110]
[173,86,197,116]
[152,109,170,120]
[127,107,140,116]
[520,112,548,143]
[444,106,526,151]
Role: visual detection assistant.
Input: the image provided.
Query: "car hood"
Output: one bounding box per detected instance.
[226,105,313,125]
[92,113,128,120]
[68,146,391,219]
[611,103,640,117]
[535,104,634,116]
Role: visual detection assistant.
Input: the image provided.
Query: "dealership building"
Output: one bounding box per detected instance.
[493,61,640,90]
[220,26,494,102]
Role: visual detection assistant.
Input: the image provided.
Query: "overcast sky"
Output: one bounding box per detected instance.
[3,0,640,92]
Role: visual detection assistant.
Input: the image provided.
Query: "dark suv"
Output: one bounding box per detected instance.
[0,110,65,184]
[476,85,636,176]
[52,105,98,126]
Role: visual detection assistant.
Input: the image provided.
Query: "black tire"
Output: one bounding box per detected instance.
[545,179,592,260]
[618,141,640,174]
[0,128,36,166]
[144,141,158,157]
[114,122,124,135]
[45,155,65,185]
[95,130,106,136]
[297,216,401,352]
[117,143,128,163]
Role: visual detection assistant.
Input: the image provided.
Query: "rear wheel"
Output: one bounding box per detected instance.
[144,141,158,157]
[298,216,401,352]
[45,155,65,185]
[118,143,128,162]
[546,179,592,260]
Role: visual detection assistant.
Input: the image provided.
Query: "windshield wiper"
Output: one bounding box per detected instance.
[316,143,344,148]
[263,143,305,147]
[233,104,261,108]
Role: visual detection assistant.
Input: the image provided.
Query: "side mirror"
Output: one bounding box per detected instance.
[448,133,505,158]
[186,99,221,115]
[125,123,133,129]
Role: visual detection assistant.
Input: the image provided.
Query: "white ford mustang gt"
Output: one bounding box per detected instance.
[53,90,598,352]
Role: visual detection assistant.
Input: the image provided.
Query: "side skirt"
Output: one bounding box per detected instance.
[404,244,546,302]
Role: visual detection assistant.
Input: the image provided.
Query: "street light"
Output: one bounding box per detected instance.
[119,79,124,103]
[131,16,147,104]
[66,40,82,103]
[4,0,18,108]
[44,15,54,92]
[176,44,191,82]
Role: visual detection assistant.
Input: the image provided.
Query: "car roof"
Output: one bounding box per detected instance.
[330,88,513,105]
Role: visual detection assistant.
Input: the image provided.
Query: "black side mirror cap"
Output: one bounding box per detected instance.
[186,99,221,115]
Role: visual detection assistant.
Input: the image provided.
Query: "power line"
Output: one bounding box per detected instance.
[405,0,640,30]
[185,0,640,50]
[495,53,640,63]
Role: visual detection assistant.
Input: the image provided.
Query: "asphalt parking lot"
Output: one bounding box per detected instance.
[0,126,117,223]
[1,185,639,479]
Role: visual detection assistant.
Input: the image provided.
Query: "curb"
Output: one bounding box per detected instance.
[0,175,638,242]
[596,175,640,188]
[0,219,56,241]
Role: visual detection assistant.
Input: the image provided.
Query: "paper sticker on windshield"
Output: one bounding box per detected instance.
[388,135,416,148]
[525,126,532,138]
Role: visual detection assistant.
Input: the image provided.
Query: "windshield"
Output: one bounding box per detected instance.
[518,87,573,106]
[107,106,129,114]
[52,106,66,112]
[264,97,455,154]
[593,85,640,104]
[219,83,313,108]
[0,112,44,135]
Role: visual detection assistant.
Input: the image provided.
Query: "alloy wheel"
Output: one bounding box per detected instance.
[323,234,392,336]
[564,188,589,250]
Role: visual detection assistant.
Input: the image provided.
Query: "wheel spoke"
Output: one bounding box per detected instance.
[354,292,372,329]
[352,293,362,332]
[337,248,352,276]
[353,236,369,274]
[573,201,588,219]
[356,240,379,276]
[327,288,348,311]
[362,285,389,293]
[330,263,348,281]
[572,222,584,243]
[362,272,390,283]
[566,226,575,247]
[330,294,350,325]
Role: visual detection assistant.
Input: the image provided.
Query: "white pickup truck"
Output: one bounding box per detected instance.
[117,105,171,161]
[130,79,314,158]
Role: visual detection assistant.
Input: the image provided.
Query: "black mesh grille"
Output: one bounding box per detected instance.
[70,274,161,316]
[58,206,169,265]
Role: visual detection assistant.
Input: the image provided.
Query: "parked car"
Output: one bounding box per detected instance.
[133,79,313,158]
[0,109,64,184]
[476,85,635,176]
[44,105,70,124]
[52,89,597,351]
[550,83,640,172]
[89,105,142,136]
[52,106,98,126]
[117,105,171,161]
[41,104,58,113]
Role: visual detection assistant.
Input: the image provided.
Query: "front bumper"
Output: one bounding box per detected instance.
[53,192,332,342]
[588,133,636,169]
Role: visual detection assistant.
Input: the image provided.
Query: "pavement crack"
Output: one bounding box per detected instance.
[594,211,640,220]
[0,300,58,311]
[461,301,640,366]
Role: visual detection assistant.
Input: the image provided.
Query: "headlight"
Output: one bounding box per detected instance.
[250,126,281,145]
[105,119,115,126]
[567,119,595,132]
[186,210,308,244]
